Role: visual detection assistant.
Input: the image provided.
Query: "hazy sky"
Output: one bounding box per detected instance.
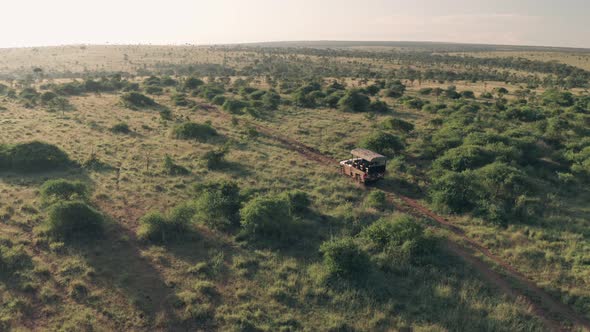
[1,0,589,48]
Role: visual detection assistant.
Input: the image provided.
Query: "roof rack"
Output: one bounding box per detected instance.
[350,148,387,163]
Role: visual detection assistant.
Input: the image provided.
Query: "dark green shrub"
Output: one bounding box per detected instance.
[430,171,476,214]
[248,90,266,101]
[184,77,205,90]
[280,190,311,214]
[240,196,296,242]
[418,88,433,95]
[360,132,405,156]
[222,99,248,114]
[324,91,344,108]
[202,149,226,169]
[338,90,370,112]
[384,80,406,98]
[110,122,131,134]
[173,122,217,141]
[157,108,172,121]
[0,243,31,278]
[0,141,70,172]
[137,207,192,244]
[144,85,163,95]
[403,97,426,110]
[44,201,104,241]
[120,92,157,109]
[262,91,281,110]
[163,155,189,175]
[541,89,575,107]
[360,215,435,263]
[194,181,241,230]
[40,91,58,104]
[40,179,88,203]
[431,145,495,173]
[461,90,475,99]
[364,191,387,210]
[320,237,370,281]
[381,118,414,133]
[480,92,493,99]
[369,100,389,113]
[212,95,227,106]
[364,84,381,96]
[171,93,194,107]
[199,84,225,101]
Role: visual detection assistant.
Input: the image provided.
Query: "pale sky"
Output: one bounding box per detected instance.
[1,0,589,48]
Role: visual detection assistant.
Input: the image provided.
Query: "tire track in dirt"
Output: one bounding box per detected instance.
[208,106,590,331]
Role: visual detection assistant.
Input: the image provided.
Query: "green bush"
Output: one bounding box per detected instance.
[184,77,205,90]
[144,85,163,95]
[280,190,311,214]
[110,122,131,134]
[171,93,195,107]
[159,108,173,120]
[163,155,189,175]
[384,80,406,98]
[430,171,476,214]
[364,191,387,210]
[0,141,70,172]
[360,215,435,263]
[120,92,157,109]
[262,91,281,110]
[418,88,433,95]
[381,118,414,133]
[137,204,194,244]
[0,243,31,278]
[431,145,495,173]
[240,196,296,242]
[222,99,248,114]
[44,201,104,241]
[173,122,218,141]
[430,162,533,224]
[320,237,370,281]
[40,179,88,203]
[369,100,389,113]
[194,181,241,230]
[202,149,226,169]
[338,90,370,112]
[212,95,227,106]
[360,132,404,156]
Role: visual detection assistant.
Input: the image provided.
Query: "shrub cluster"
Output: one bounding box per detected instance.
[320,237,370,281]
[173,122,218,141]
[40,179,88,203]
[360,132,405,156]
[44,201,104,241]
[193,181,241,230]
[120,92,157,109]
[137,204,195,243]
[0,141,70,172]
[239,195,297,243]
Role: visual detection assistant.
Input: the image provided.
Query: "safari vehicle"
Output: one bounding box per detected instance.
[339,148,387,183]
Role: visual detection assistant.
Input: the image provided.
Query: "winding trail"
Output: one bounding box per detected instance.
[209,105,590,331]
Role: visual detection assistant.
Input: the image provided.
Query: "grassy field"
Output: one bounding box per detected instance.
[1,43,589,331]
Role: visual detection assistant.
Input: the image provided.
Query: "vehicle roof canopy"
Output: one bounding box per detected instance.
[351,148,387,163]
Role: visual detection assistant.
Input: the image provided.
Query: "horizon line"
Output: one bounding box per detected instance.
[2,39,590,52]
